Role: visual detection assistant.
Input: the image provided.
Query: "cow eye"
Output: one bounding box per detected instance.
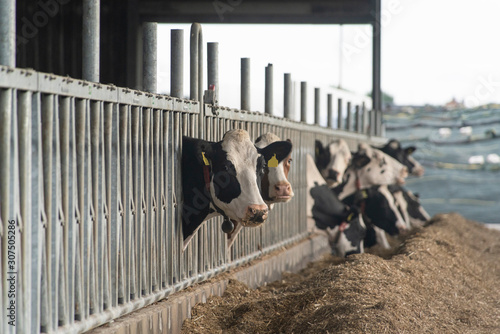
[288,158,293,164]
[224,164,229,171]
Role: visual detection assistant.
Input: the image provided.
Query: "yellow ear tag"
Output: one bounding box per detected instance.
[347,213,354,222]
[202,152,210,166]
[268,154,279,168]
[362,190,368,199]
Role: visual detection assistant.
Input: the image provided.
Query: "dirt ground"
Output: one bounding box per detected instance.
[181,213,500,334]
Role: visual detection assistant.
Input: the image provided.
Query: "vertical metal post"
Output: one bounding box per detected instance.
[356,105,362,133]
[0,0,15,66]
[83,0,100,82]
[241,58,250,111]
[362,102,369,134]
[337,98,343,129]
[346,102,352,131]
[314,88,320,125]
[265,64,273,115]
[207,42,219,104]
[171,29,184,98]
[300,81,307,123]
[377,110,383,136]
[327,94,333,128]
[190,23,203,102]
[283,73,292,119]
[370,109,376,136]
[143,22,157,93]
[372,0,382,112]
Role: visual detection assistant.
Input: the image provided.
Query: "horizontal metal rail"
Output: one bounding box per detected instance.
[0,65,385,334]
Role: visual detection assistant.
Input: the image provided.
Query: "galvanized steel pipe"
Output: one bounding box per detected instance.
[346,101,352,131]
[265,64,273,115]
[0,0,15,66]
[314,88,320,125]
[171,29,184,98]
[207,42,219,104]
[337,98,343,129]
[283,73,292,119]
[241,58,250,111]
[327,94,333,128]
[355,105,361,132]
[143,22,157,93]
[300,82,307,123]
[190,23,203,102]
[82,0,100,82]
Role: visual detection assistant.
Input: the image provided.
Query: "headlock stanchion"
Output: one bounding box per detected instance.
[0,22,383,334]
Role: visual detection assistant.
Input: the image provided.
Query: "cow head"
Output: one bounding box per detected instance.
[380,139,424,177]
[365,185,408,235]
[315,139,352,186]
[401,187,430,227]
[185,129,291,228]
[348,143,408,189]
[255,133,294,205]
[326,209,366,258]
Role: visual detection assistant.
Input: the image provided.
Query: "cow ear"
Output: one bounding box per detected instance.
[315,140,324,157]
[258,140,292,165]
[193,138,216,166]
[351,153,371,169]
[404,146,417,155]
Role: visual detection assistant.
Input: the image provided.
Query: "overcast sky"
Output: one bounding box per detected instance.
[158,0,500,113]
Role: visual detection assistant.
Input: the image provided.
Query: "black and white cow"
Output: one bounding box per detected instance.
[255,133,294,208]
[306,154,366,257]
[342,185,408,249]
[378,139,425,177]
[182,129,292,244]
[388,185,430,228]
[335,143,408,201]
[315,139,352,186]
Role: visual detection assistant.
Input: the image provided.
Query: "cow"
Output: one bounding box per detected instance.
[181,129,292,245]
[388,185,430,228]
[255,133,294,208]
[315,139,352,186]
[226,132,295,248]
[306,154,366,257]
[334,143,408,201]
[378,139,425,177]
[342,185,408,249]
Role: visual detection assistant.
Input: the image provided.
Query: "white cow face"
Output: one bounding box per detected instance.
[255,133,294,205]
[204,129,291,227]
[315,139,352,186]
[349,143,408,189]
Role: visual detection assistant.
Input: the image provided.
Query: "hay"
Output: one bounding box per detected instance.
[182,213,500,333]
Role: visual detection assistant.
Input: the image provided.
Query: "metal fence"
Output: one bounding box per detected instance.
[0,24,385,334]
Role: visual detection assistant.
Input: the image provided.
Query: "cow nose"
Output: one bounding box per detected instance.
[328,169,339,181]
[245,204,268,224]
[274,183,291,196]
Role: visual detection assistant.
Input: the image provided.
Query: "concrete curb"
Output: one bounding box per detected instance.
[89,234,329,334]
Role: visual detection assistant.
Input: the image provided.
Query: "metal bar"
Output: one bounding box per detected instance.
[300,81,307,123]
[356,105,362,133]
[372,0,382,112]
[0,0,15,66]
[241,58,250,111]
[82,0,100,82]
[314,88,320,125]
[170,29,184,98]
[327,94,333,128]
[190,23,203,102]
[346,101,352,131]
[337,98,343,129]
[265,64,273,115]
[207,42,219,104]
[283,73,291,119]
[143,22,157,93]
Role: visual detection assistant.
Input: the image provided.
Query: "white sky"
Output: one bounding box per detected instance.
[158,0,500,112]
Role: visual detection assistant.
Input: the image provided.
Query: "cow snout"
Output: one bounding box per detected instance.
[243,204,268,227]
[328,169,340,181]
[274,182,292,200]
